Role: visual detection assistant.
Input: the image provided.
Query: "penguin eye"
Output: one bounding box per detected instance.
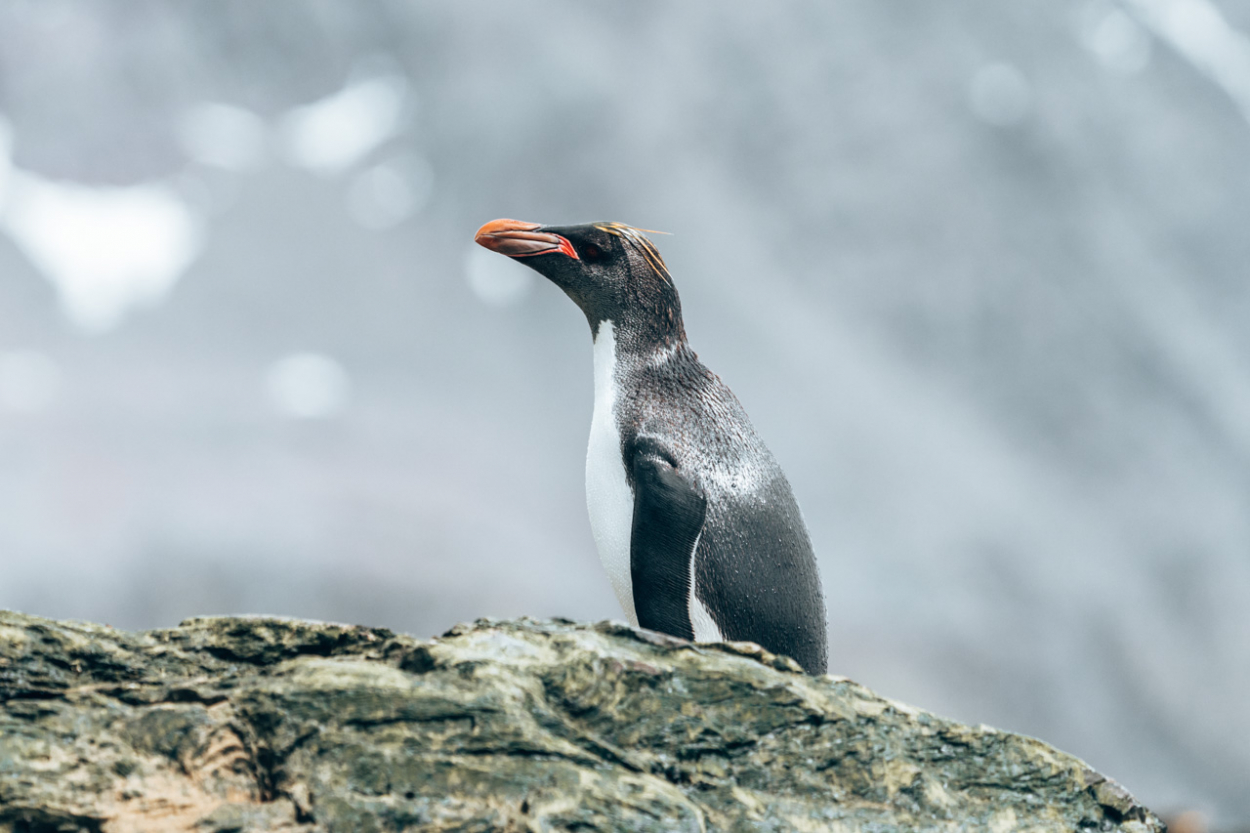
[581,243,603,263]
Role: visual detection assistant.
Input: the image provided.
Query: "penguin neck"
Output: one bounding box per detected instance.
[592,309,686,357]
[591,318,687,395]
[591,320,621,412]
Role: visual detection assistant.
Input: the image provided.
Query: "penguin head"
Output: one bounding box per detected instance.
[475,219,684,343]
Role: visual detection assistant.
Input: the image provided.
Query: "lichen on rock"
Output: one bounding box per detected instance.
[0,610,1162,832]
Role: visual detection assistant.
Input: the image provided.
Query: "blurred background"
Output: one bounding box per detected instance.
[0,0,1247,827]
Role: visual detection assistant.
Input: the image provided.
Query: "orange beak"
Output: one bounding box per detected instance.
[475,219,579,259]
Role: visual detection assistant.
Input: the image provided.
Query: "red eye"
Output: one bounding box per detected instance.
[582,244,602,263]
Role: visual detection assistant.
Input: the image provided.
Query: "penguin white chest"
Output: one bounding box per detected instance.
[585,320,638,626]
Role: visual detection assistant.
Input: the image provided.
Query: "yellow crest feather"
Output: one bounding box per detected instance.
[594,222,672,282]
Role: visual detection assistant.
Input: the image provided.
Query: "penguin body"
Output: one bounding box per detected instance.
[475,219,828,674]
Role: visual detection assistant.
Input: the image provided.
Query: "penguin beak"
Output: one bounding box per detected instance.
[475,219,579,260]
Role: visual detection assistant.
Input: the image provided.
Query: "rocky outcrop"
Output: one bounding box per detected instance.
[0,611,1160,832]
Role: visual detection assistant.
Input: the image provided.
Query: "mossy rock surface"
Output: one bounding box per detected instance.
[0,610,1160,832]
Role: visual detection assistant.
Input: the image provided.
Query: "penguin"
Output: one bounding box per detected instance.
[474,219,828,674]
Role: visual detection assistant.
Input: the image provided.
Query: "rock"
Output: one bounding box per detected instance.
[0,611,1161,833]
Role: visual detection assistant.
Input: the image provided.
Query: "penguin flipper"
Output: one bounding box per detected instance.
[630,442,707,641]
